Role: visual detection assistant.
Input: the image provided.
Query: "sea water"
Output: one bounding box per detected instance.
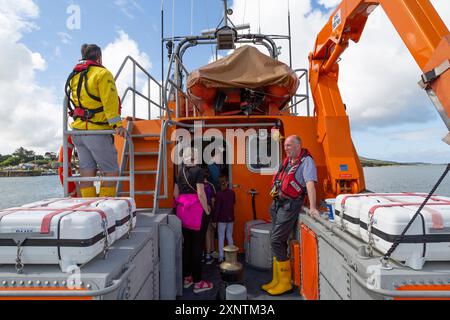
[0,165,447,210]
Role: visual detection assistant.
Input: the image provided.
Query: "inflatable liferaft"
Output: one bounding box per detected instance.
[187,45,299,116]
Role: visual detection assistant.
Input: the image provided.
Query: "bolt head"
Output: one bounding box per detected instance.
[53,281,58,286]
[19,281,24,286]
[11,281,16,286]
[86,284,92,290]
[36,281,41,286]
[44,281,50,286]
[62,281,67,286]
[28,281,33,286]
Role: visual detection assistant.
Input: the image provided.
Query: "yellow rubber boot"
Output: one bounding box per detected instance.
[261,257,278,292]
[80,186,97,198]
[267,259,293,296]
[99,186,117,197]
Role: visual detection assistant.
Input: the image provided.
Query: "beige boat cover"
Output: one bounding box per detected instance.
[187,45,299,95]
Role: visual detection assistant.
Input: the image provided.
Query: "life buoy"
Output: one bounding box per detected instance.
[58,136,77,197]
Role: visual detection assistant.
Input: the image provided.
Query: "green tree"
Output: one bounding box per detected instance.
[45,152,57,161]
[13,147,35,163]
[1,157,20,167]
[35,160,49,166]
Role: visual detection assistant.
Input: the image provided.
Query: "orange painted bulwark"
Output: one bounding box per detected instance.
[116,118,174,209]
[395,285,450,300]
[290,240,301,288]
[300,223,319,300]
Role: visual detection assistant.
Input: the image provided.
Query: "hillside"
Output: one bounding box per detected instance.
[359,156,428,167]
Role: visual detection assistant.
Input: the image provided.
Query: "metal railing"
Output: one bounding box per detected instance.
[163,53,198,118]
[62,97,135,198]
[115,56,165,120]
[63,55,179,203]
[0,265,136,298]
[286,68,311,116]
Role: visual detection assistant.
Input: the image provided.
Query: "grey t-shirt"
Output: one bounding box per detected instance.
[285,156,318,187]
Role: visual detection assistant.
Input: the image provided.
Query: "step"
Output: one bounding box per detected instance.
[118,191,155,196]
[123,170,158,175]
[124,151,159,156]
[131,134,160,139]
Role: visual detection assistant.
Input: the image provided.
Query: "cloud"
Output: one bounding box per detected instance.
[114,0,144,19]
[57,31,72,44]
[229,0,449,162]
[0,0,39,41]
[0,0,61,155]
[102,30,161,120]
[317,0,340,9]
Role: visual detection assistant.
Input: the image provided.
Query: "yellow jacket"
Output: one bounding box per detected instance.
[69,66,123,130]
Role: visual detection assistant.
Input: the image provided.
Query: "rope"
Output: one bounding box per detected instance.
[382,163,450,263]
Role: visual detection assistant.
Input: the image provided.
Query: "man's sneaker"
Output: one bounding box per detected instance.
[205,255,214,265]
[193,280,214,293]
[183,276,193,289]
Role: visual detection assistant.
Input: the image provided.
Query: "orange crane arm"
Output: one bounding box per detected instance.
[309,0,450,196]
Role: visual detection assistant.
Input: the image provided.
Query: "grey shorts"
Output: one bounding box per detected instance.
[72,134,119,173]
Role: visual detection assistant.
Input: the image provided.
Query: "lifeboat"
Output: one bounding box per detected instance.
[187,45,299,116]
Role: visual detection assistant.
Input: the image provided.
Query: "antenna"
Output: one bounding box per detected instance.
[223,0,228,27]
[288,0,292,68]
[161,0,164,108]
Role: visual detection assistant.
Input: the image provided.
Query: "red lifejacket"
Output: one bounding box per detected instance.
[272,148,311,200]
[64,60,122,125]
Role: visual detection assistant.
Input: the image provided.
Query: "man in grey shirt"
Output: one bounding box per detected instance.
[262,135,319,296]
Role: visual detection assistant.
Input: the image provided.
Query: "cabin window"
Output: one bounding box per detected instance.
[246,129,280,175]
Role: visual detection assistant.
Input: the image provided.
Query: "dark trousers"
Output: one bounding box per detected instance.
[269,197,304,261]
[182,212,210,283]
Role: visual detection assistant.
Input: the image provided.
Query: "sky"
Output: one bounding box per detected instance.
[0,0,449,164]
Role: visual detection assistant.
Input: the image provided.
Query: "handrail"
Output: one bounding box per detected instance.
[152,120,170,214]
[174,55,190,76]
[121,87,164,110]
[115,56,160,85]
[0,265,136,298]
[342,264,450,298]
[62,99,135,199]
[114,55,165,121]
[291,68,311,116]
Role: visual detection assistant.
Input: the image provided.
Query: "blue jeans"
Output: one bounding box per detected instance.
[218,222,234,260]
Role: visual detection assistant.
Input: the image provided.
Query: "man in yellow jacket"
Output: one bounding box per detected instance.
[66,44,127,198]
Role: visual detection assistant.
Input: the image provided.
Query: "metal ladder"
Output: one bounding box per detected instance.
[114,56,170,208]
[63,55,168,202]
[116,121,170,202]
[62,100,136,199]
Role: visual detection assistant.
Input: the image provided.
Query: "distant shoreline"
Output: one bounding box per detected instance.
[0,162,445,177]
[0,170,57,177]
[359,157,439,167]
